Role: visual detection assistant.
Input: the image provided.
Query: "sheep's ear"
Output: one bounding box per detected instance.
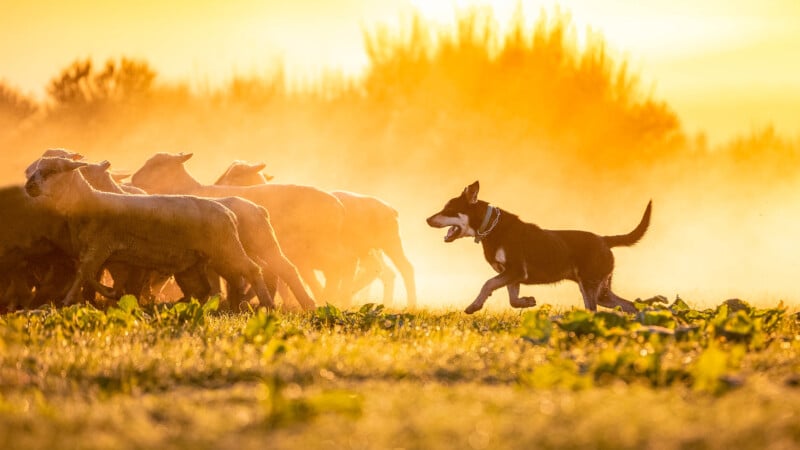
[462,181,480,204]
[263,173,275,181]
[110,171,131,182]
[249,162,267,172]
[98,160,111,170]
[65,160,89,171]
[176,153,193,163]
[70,152,84,161]
[24,160,41,179]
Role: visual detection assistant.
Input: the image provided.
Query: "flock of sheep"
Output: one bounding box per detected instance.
[0,149,417,312]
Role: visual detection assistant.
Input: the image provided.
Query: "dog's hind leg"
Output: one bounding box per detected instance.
[507,283,537,309]
[596,275,637,313]
[577,277,602,312]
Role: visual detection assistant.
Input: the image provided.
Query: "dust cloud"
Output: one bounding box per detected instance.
[2,9,798,309]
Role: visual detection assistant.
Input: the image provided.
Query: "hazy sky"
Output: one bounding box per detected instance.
[1,0,798,141]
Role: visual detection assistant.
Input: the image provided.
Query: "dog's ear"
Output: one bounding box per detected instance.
[462,181,480,204]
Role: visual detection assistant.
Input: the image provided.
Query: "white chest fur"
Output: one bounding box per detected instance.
[491,247,506,272]
[495,247,506,264]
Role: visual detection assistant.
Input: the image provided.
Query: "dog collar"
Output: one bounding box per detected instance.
[475,205,500,243]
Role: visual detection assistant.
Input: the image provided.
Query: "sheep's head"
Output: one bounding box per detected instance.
[25,148,84,179]
[130,152,194,194]
[78,161,123,193]
[25,157,88,198]
[214,160,273,186]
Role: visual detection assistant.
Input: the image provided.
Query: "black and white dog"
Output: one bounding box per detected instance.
[426,181,651,314]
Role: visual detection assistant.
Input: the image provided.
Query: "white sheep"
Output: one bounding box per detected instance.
[215,160,417,308]
[24,157,275,308]
[0,183,75,310]
[24,148,84,179]
[130,152,347,303]
[78,158,316,310]
[2,152,151,309]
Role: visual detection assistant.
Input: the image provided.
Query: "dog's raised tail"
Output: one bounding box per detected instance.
[603,200,652,248]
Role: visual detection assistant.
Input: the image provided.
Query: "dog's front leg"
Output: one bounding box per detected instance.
[507,283,537,309]
[465,272,522,314]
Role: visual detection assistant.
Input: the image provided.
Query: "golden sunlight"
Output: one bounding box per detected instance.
[2,0,798,140]
[1,0,800,308]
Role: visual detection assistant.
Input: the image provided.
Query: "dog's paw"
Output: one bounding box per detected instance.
[510,296,537,308]
[464,302,483,314]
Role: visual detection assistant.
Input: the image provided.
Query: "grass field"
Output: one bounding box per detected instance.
[1,297,799,449]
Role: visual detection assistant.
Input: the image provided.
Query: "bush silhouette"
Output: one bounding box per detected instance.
[0,82,37,124]
[47,58,156,110]
[360,8,682,173]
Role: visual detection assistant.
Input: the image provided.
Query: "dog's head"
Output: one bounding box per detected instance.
[426,181,484,242]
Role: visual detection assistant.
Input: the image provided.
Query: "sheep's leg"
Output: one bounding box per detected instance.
[123,268,150,300]
[350,251,382,294]
[297,265,324,299]
[376,255,396,306]
[235,272,279,307]
[66,247,113,306]
[214,258,273,310]
[351,250,396,306]
[63,274,84,306]
[319,255,353,307]
[243,262,274,310]
[240,270,302,311]
[264,272,279,302]
[84,266,123,301]
[206,267,222,296]
[84,274,122,301]
[274,281,297,310]
[257,252,316,311]
[258,270,280,307]
[82,268,101,302]
[381,234,417,309]
[335,257,359,308]
[174,263,212,303]
[225,276,248,309]
[105,263,148,299]
[33,260,75,307]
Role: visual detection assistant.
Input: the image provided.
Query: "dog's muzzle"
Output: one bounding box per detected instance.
[443,225,461,242]
[426,214,462,243]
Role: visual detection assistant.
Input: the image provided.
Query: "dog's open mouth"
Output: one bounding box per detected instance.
[444,225,461,242]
